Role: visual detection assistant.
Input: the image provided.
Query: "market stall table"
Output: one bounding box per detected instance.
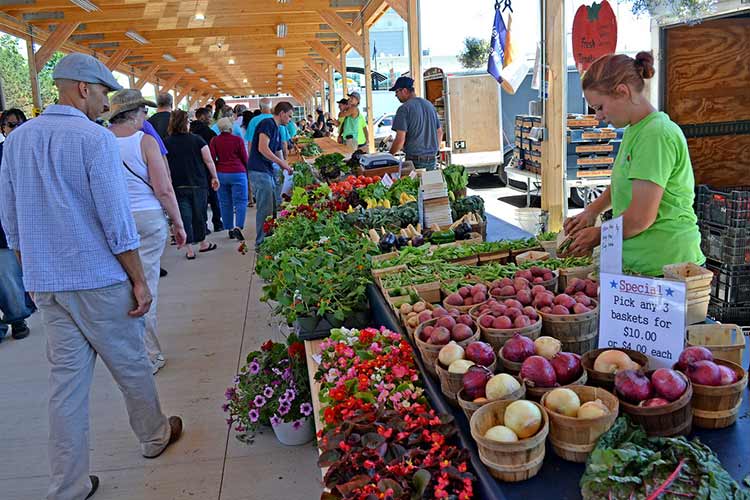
[366,284,750,500]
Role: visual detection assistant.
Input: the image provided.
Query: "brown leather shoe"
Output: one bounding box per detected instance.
[144,416,183,459]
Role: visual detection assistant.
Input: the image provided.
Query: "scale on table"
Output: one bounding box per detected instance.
[359,152,400,170]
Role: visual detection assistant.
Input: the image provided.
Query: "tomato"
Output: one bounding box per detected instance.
[572,1,617,72]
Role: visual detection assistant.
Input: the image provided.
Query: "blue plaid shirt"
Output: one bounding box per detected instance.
[0,105,140,292]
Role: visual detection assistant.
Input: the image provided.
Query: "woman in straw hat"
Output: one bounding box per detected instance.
[106,89,187,375]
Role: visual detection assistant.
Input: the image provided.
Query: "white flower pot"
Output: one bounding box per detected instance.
[271,416,314,446]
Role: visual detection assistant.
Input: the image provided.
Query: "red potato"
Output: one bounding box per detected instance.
[419,325,434,342]
[428,327,451,345]
[542,272,554,281]
[436,316,456,329]
[551,305,571,315]
[417,311,433,324]
[491,304,508,316]
[513,315,531,328]
[540,306,553,314]
[446,293,464,306]
[463,297,474,306]
[531,285,547,296]
[457,314,474,326]
[490,287,504,297]
[500,277,514,287]
[504,299,523,310]
[516,290,533,306]
[533,277,545,283]
[433,308,450,318]
[572,303,590,314]
[505,307,522,320]
[499,286,516,297]
[492,316,513,329]
[452,323,474,341]
[522,306,539,322]
[513,278,530,290]
[479,315,495,328]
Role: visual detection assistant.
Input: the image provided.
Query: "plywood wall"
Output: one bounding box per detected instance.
[447,75,502,153]
[665,16,750,186]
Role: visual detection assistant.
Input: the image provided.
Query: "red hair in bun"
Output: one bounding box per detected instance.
[582,51,655,95]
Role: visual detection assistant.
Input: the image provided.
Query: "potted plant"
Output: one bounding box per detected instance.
[223,335,314,446]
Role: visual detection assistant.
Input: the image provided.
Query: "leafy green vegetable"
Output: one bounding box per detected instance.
[452,195,485,221]
[301,143,322,157]
[387,176,419,205]
[442,164,468,194]
[537,231,558,241]
[581,416,750,500]
[315,153,347,180]
[292,162,315,188]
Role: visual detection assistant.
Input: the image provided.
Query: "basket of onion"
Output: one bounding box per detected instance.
[415,315,479,378]
[540,386,618,463]
[615,367,693,437]
[476,298,543,352]
[517,337,587,401]
[457,370,525,421]
[581,348,649,391]
[674,346,748,429]
[534,285,599,354]
[469,399,549,482]
[442,282,490,313]
[435,340,497,406]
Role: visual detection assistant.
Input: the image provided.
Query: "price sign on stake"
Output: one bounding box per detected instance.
[381,173,394,188]
[598,272,686,368]
[600,216,623,275]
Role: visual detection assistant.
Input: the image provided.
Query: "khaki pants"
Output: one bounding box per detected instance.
[133,209,168,363]
[36,281,171,500]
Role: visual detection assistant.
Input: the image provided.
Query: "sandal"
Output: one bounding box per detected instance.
[186,253,196,260]
[199,242,218,253]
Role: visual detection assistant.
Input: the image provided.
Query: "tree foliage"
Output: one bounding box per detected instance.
[457,37,490,69]
[0,35,61,115]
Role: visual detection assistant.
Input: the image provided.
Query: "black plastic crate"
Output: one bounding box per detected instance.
[697,185,750,228]
[708,298,750,325]
[699,223,750,266]
[705,261,750,304]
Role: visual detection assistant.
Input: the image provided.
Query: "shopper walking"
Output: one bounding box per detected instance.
[147,92,173,141]
[0,53,182,500]
[338,92,368,151]
[212,97,226,124]
[165,110,220,259]
[189,107,223,232]
[0,108,35,343]
[248,102,294,249]
[389,76,443,170]
[210,118,249,240]
[107,89,188,375]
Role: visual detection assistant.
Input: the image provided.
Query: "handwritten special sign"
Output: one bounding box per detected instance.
[598,272,686,368]
[600,216,623,275]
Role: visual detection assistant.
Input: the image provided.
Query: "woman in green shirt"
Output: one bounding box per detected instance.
[564,51,704,276]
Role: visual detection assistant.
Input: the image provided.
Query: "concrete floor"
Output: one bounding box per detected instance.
[0,210,322,500]
[0,184,569,500]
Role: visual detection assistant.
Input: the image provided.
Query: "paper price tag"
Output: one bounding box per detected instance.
[598,272,686,368]
[600,216,623,275]
[381,173,394,188]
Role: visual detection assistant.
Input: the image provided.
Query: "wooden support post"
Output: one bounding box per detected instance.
[25,28,42,112]
[175,87,190,108]
[407,0,423,97]
[128,72,136,88]
[318,9,364,55]
[541,0,567,231]
[106,48,130,70]
[34,22,79,73]
[328,65,336,116]
[339,42,348,97]
[319,78,326,113]
[308,39,342,69]
[362,17,375,152]
[303,58,329,82]
[134,64,160,91]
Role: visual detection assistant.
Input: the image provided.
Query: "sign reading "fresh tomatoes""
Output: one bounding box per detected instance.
[572,0,618,73]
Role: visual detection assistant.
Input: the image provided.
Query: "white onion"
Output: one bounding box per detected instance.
[484,425,518,442]
[486,374,522,400]
[448,359,475,374]
[544,388,581,417]
[438,341,465,366]
[577,399,610,419]
[534,336,562,360]
[594,350,634,374]
[504,400,542,438]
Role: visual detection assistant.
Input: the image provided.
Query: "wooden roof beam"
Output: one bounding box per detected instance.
[159,74,181,93]
[384,0,407,20]
[317,8,363,54]
[105,48,130,70]
[307,39,342,69]
[34,22,79,72]
[303,59,329,82]
[133,63,160,90]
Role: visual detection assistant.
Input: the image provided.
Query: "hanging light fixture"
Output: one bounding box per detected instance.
[162,53,176,62]
[69,0,100,13]
[276,48,285,57]
[276,63,284,70]
[276,23,287,38]
[194,13,205,21]
[125,31,149,45]
[184,67,195,74]
[228,58,235,65]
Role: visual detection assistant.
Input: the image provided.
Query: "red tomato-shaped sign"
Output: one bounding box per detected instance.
[572,1,618,72]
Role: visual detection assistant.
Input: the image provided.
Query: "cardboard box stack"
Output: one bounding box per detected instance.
[419,170,453,228]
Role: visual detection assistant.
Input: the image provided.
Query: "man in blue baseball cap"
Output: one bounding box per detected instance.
[0,52,182,500]
[388,76,443,170]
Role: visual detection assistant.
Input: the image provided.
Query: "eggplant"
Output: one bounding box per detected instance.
[395,235,409,249]
[454,222,473,240]
[379,232,397,252]
[422,229,433,242]
[411,234,425,247]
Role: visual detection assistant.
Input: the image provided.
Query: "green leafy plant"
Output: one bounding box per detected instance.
[442,164,469,195]
[315,153,347,179]
[457,36,490,69]
[292,161,315,188]
[625,0,717,24]
[301,143,322,157]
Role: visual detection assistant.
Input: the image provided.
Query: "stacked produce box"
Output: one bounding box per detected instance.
[696,185,750,323]
[566,115,623,179]
[514,115,542,174]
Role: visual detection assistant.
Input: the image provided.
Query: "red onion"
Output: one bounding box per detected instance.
[520,355,557,387]
[640,397,670,408]
[549,352,583,385]
[462,365,492,400]
[718,365,738,385]
[501,334,535,362]
[687,360,722,386]
[614,369,653,403]
[677,346,713,371]
[651,368,687,401]
[465,341,495,367]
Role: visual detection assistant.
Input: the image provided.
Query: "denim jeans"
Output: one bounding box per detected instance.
[272,164,283,207]
[217,172,249,229]
[174,187,208,244]
[0,248,35,338]
[248,170,276,249]
[407,156,437,171]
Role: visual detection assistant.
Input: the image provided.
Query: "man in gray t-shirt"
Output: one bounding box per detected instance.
[389,76,443,171]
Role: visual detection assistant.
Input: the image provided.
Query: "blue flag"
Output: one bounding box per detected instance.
[487,8,507,84]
